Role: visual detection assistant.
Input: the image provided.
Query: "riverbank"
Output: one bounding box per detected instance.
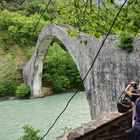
[0,88,82,101]
[0,96,17,101]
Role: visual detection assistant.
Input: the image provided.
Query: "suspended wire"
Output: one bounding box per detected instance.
[4,0,26,6]
[10,0,52,29]
[111,3,130,41]
[33,0,53,31]
[133,28,140,40]
[107,2,139,41]
[19,0,26,5]
[40,0,128,139]
[98,0,100,32]
[100,0,123,25]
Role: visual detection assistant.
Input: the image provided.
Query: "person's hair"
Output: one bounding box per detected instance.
[133,80,140,89]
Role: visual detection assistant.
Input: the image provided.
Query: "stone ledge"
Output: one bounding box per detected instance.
[56,110,132,140]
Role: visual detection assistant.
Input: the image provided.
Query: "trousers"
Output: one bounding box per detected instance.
[132,121,140,140]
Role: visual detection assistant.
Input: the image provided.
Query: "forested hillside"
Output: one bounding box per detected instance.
[0,0,140,98]
[0,0,84,98]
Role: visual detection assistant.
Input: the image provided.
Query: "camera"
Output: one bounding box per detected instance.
[133,83,138,89]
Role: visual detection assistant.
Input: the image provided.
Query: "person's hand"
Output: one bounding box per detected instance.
[130,81,137,86]
[136,89,140,95]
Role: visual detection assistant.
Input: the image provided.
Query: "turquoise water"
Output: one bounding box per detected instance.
[0,92,90,140]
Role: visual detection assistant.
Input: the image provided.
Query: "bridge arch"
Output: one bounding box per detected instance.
[23,24,85,97]
[23,24,140,119]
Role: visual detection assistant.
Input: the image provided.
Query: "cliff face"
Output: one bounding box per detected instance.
[23,24,140,119]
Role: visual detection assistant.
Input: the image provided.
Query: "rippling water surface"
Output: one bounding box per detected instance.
[0,92,90,140]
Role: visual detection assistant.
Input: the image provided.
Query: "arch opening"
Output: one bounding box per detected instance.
[42,39,85,95]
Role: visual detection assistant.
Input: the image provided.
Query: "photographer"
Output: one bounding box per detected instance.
[124,81,140,140]
[124,81,140,102]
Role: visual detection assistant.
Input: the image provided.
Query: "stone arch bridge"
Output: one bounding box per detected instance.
[23,24,140,119]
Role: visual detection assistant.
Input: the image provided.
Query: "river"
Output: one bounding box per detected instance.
[0,92,90,140]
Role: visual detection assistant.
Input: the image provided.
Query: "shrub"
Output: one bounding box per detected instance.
[16,83,30,98]
[0,80,19,96]
[0,83,6,96]
[4,80,19,96]
[18,125,42,140]
[117,33,134,53]
[51,74,70,92]
[61,127,72,134]
[0,10,46,47]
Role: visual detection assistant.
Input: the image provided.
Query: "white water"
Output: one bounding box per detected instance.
[0,92,90,140]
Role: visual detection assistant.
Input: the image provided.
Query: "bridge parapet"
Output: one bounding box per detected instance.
[56,111,132,140]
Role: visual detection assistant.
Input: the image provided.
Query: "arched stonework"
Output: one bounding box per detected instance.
[23,24,140,119]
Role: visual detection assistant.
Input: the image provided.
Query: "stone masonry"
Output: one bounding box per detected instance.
[56,110,132,140]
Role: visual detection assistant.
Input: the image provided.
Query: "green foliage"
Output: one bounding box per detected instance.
[55,0,140,52]
[61,127,72,134]
[0,83,6,96]
[18,125,42,140]
[21,0,59,21]
[0,0,21,11]
[22,0,44,15]
[5,81,19,95]
[16,83,30,98]
[0,52,21,81]
[67,27,79,38]
[0,9,47,48]
[117,33,133,53]
[23,47,35,59]
[80,39,88,45]
[43,42,84,93]
[0,80,19,96]
[50,74,70,92]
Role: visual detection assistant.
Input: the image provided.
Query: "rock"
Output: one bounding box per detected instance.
[41,87,53,96]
